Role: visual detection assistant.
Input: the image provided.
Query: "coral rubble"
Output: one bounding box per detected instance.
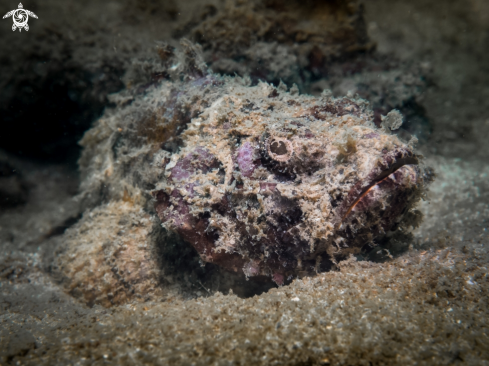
[175,0,371,85]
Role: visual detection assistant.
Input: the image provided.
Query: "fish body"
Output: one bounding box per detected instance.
[59,43,431,304]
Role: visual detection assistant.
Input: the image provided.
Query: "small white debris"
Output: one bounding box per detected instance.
[381,109,403,131]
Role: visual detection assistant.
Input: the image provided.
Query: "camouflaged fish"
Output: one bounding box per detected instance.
[70,42,432,292]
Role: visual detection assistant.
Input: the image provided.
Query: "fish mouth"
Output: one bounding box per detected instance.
[337,148,419,228]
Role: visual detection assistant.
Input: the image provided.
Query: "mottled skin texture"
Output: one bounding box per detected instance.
[61,43,431,300]
[149,75,430,285]
[52,201,166,307]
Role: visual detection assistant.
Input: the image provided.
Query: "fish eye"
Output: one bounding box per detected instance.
[270,140,288,155]
[266,137,293,162]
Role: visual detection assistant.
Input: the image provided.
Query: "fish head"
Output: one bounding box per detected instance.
[152,82,431,284]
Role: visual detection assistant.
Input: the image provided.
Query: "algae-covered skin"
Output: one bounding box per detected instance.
[52,201,167,308]
[59,42,431,298]
[151,81,429,285]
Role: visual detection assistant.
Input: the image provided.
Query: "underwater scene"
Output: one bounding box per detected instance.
[0,0,488,364]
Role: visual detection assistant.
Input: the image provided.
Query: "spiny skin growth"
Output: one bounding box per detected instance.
[59,43,432,303]
[151,79,430,285]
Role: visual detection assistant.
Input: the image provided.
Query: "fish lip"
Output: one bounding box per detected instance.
[337,148,419,226]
